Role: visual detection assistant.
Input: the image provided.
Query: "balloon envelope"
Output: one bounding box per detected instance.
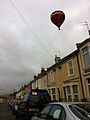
[50,10,65,30]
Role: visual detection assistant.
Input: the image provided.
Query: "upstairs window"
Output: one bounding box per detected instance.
[44,79,47,85]
[82,46,90,67]
[67,60,74,76]
[50,71,55,82]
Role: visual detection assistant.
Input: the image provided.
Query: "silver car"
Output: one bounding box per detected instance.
[31,102,90,120]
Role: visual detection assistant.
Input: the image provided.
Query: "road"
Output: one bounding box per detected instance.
[0,103,16,120]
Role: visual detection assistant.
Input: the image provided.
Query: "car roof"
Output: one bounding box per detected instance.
[48,102,90,107]
[48,102,70,106]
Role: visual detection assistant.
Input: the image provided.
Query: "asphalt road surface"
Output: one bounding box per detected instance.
[0,103,16,120]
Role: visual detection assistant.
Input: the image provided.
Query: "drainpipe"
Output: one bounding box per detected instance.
[76,53,85,99]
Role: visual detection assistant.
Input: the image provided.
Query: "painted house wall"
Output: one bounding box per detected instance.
[77,39,90,101]
[47,69,59,101]
[59,55,83,101]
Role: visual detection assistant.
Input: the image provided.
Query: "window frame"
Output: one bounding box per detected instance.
[48,104,66,120]
[50,70,55,82]
[51,88,56,101]
[87,78,90,95]
[67,59,74,76]
[40,104,52,119]
[66,86,71,94]
[66,86,72,101]
[81,46,90,68]
[72,84,78,101]
[72,85,78,94]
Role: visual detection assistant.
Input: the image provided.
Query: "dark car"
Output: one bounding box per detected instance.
[8,99,21,116]
[12,100,21,116]
[18,89,51,120]
[8,99,15,111]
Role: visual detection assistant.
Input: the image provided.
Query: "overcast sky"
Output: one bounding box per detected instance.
[0,0,90,94]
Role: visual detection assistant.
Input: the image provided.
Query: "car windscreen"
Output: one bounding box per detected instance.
[23,90,51,104]
[30,95,50,103]
[30,95,40,103]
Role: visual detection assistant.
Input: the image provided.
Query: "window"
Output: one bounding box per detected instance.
[44,79,47,85]
[52,88,55,94]
[72,85,78,101]
[73,95,78,101]
[49,105,66,120]
[88,78,90,83]
[67,60,74,76]
[50,71,55,82]
[82,46,90,67]
[48,89,51,94]
[41,105,52,114]
[66,86,72,101]
[30,95,40,103]
[88,78,90,95]
[40,105,52,119]
[68,95,72,101]
[53,95,56,101]
[88,86,90,96]
[72,85,78,94]
[66,86,71,94]
[52,88,56,101]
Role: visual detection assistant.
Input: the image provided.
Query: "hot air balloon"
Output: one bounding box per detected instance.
[50,10,65,30]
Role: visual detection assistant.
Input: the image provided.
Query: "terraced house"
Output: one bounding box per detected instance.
[32,68,48,90]
[47,51,83,102]
[46,38,90,102]
[76,38,90,101]
[47,55,62,101]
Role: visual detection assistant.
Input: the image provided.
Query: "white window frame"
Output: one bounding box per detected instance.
[66,85,71,94]
[50,70,55,82]
[66,85,72,101]
[72,84,79,101]
[51,87,56,101]
[88,78,90,96]
[81,46,90,68]
[72,85,78,94]
[67,59,74,76]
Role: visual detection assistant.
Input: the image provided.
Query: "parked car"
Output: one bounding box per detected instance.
[8,99,15,110]
[32,102,90,120]
[18,89,51,120]
[8,99,22,118]
[75,102,90,113]
[12,100,21,116]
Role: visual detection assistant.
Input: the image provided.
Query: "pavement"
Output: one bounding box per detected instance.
[0,103,16,120]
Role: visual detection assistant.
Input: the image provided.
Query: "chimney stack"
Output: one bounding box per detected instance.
[55,55,60,63]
